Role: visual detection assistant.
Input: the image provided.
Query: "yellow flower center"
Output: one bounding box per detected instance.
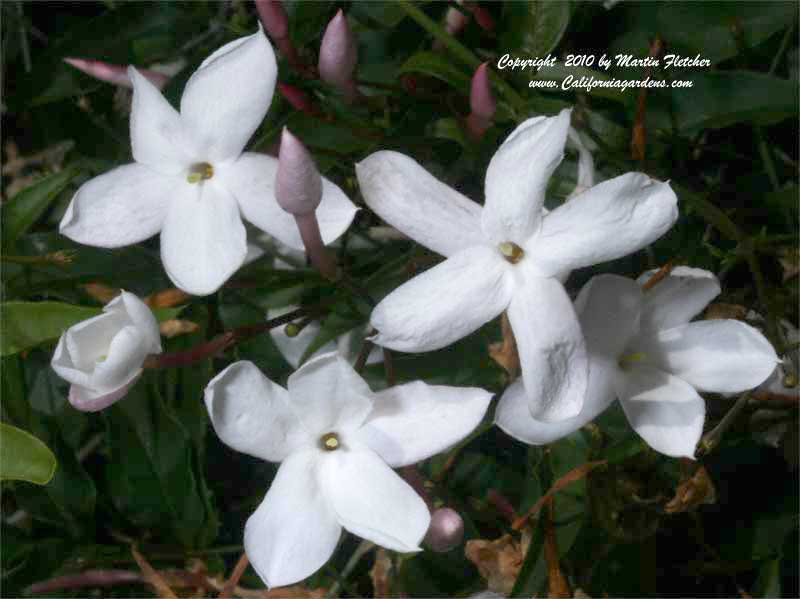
[320,432,340,451]
[187,162,214,184]
[618,352,647,370]
[498,242,524,264]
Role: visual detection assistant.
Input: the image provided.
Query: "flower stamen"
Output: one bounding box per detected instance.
[618,352,647,370]
[498,242,524,264]
[187,162,214,184]
[320,432,340,451]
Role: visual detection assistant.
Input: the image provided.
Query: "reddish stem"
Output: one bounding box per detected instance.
[143,307,308,369]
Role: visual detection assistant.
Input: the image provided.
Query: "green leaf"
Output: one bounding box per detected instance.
[671,71,798,133]
[399,51,471,94]
[0,301,182,356]
[504,1,571,58]
[104,382,217,548]
[0,422,57,484]
[0,302,100,356]
[1,168,78,250]
[611,2,797,67]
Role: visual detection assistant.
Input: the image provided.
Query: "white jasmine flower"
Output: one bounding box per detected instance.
[496,268,779,458]
[356,109,678,421]
[204,352,491,588]
[59,29,357,296]
[51,291,162,412]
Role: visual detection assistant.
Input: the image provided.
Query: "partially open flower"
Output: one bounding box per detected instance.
[51,291,161,412]
[204,353,492,588]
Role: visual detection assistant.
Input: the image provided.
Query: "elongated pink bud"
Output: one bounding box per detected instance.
[255,0,289,40]
[425,508,465,552]
[466,62,495,139]
[318,10,359,102]
[64,58,170,90]
[470,62,496,119]
[276,129,338,280]
[276,128,321,216]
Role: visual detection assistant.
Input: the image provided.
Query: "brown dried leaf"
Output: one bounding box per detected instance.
[82,283,121,304]
[146,288,191,309]
[489,312,519,378]
[705,303,747,321]
[160,319,200,339]
[664,465,717,514]
[465,534,525,596]
[370,548,393,597]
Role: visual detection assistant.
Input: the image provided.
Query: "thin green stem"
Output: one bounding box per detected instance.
[395,0,526,114]
[325,540,375,598]
[769,22,795,75]
[755,128,781,192]
[698,391,752,456]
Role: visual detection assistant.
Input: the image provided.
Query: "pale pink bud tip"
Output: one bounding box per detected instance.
[276,128,322,216]
[64,58,170,90]
[255,0,289,40]
[318,10,358,92]
[425,508,465,552]
[470,62,496,120]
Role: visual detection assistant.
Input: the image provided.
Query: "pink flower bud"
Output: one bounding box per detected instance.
[276,128,321,216]
[64,58,170,90]
[276,129,338,281]
[255,0,289,41]
[469,62,496,120]
[425,508,465,552]
[466,62,495,139]
[318,10,359,101]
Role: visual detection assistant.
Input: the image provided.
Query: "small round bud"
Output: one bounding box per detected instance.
[425,507,464,552]
[276,128,322,216]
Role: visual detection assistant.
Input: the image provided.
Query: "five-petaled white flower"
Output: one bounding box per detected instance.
[59,29,357,296]
[51,291,162,412]
[496,268,779,458]
[204,352,492,588]
[356,109,678,421]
